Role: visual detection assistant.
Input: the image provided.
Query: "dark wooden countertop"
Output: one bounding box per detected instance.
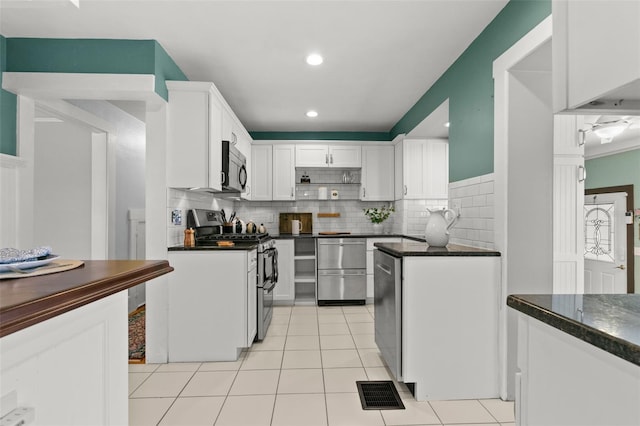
[507,294,640,367]
[0,260,173,338]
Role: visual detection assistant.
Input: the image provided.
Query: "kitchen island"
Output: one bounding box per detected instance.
[508,294,640,426]
[0,260,173,425]
[373,241,501,401]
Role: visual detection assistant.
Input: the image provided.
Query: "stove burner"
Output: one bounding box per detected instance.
[196,233,269,242]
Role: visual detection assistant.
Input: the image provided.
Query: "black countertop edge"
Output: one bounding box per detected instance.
[374,242,501,257]
[168,244,258,251]
[273,233,423,240]
[507,294,640,367]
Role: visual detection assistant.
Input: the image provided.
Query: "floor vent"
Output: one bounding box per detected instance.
[356,381,405,410]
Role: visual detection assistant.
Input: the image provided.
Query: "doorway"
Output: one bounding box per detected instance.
[585,185,635,293]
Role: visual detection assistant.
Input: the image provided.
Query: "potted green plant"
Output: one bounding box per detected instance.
[363,205,395,234]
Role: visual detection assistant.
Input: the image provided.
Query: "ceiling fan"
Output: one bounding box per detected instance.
[582,115,640,144]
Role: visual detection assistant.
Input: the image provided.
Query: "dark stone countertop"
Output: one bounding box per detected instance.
[507,294,640,367]
[374,242,501,257]
[273,233,424,241]
[168,243,259,251]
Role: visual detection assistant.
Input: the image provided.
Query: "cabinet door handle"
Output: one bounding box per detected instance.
[290,187,294,198]
[325,153,329,164]
[404,185,408,195]
[578,165,586,182]
[221,171,226,185]
[362,187,366,198]
[246,185,251,195]
[330,154,334,164]
[578,129,586,147]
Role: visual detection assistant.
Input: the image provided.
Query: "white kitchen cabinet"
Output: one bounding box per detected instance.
[553,0,640,112]
[515,312,640,425]
[295,144,361,168]
[222,107,239,146]
[401,255,500,400]
[167,250,256,361]
[251,144,273,201]
[273,144,296,200]
[395,138,448,200]
[166,81,223,190]
[361,145,395,201]
[366,238,400,300]
[0,292,127,426]
[274,239,295,303]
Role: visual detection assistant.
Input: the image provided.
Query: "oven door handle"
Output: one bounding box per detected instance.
[263,280,276,293]
[273,248,278,283]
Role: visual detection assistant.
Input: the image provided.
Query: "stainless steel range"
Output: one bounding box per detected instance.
[187,209,277,341]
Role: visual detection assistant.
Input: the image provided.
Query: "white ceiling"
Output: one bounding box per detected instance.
[0,0,508,135]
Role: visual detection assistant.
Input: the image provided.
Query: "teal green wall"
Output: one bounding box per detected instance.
[0,38,186,155]
[0,36,17,156]
[0,0,550,163]
[249,131,390,141]
[392,0,551,182]
[586,149,640,292]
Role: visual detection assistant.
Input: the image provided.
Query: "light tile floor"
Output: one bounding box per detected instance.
[129,305,515,426]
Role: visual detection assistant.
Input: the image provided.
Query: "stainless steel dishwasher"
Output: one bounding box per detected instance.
[316,238,366,305]
[374,249,402,380]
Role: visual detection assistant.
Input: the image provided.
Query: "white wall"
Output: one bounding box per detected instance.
[34,121,93,259]
[71,100,146,260]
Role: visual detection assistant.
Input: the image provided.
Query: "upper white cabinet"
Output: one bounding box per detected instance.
[553,1,640,112]
[395,138,448,200]
[273,145,296,200]
[251,144,273,201]
[296,145,361,168]
[167,81,223,190]
[361,145,395,201]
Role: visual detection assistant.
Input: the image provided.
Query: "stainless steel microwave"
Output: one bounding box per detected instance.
[221,140,247,193]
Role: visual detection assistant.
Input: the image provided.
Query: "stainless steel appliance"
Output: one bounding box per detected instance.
[221,140,247,193]
[373,249,402,380]
[316,238,366,305]
[187,209,277,341]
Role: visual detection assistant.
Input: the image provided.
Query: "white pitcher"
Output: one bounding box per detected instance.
[291,220,301,235]
[424,208,458,247]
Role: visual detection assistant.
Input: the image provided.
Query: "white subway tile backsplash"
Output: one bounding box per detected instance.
[166,172,494,248]
[448,173,495,250]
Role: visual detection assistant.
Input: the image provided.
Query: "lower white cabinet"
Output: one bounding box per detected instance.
[401,255,500,400]
[0,292,128,426]
[167,250,257,361]
[515,313,640,425]
[366,238,401,300]
[274,239,295,303]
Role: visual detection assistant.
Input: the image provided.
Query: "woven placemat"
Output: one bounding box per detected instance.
[0,260,84,280]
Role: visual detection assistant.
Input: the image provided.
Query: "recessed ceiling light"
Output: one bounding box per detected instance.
[306,110,318,118]
[306,54,323,66]
[444,122,450,128]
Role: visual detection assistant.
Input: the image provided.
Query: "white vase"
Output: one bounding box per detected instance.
[372,223,383,234]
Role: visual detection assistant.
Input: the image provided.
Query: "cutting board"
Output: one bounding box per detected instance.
[279,212,313,234]
[318,232,351,235]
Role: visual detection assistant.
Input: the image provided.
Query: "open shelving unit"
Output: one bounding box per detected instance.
[294,239,316,305]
